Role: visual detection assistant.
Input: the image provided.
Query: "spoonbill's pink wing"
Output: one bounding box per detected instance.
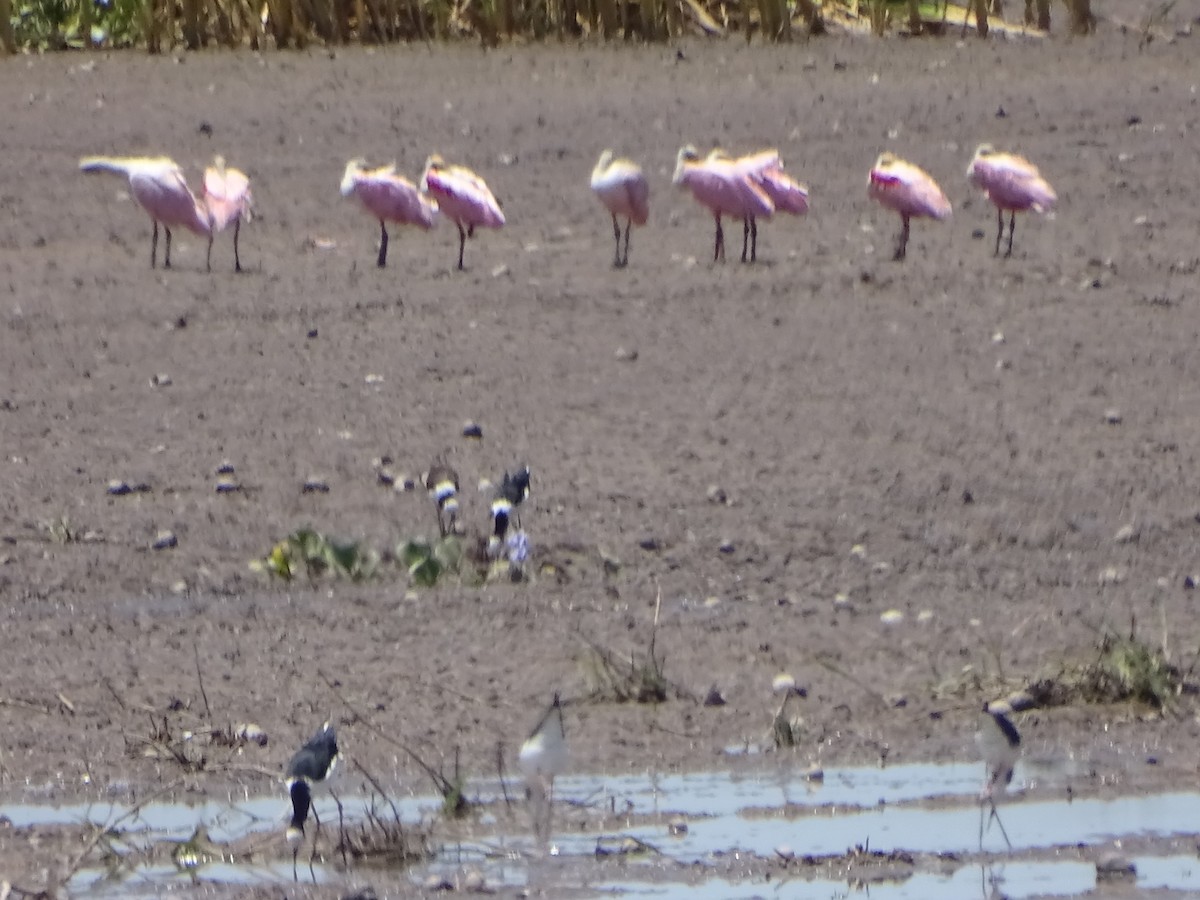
[970,155,1056,214]
[868,161,952,221]
[354,172,438,229]
[130,166,211,235]
[424,168,505,229]
[203,166,252,233]
[592,161,650,226]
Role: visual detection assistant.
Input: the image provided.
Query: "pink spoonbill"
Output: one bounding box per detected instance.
[673,145,774,264]
[420,154,505,271]
[590,150,650,268]
[866,152,952,261]
[340,159,439,268]
[734,149,810,263]
[966,144,1057,258]
[201,156,253,272]
[79,155,212,270]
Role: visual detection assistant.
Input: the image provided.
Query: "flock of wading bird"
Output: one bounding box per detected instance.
[78,143,1057,273]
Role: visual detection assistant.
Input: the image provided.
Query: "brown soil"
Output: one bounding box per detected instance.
[3,19,1200,896]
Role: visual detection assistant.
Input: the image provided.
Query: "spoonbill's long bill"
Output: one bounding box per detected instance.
[590,150,649,268]
[673,145,774,264]
[420,155,505,271]
[79,155,212,270]
[966,144,1056,258]
[867,152,952,261]
[340,159,438,268]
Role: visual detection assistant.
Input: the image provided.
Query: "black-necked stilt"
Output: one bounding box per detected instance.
[489,465,531,557]
[977,702,1020,850]
[285,721,339,878]
[424,462,461,537]
[518,693,567,849]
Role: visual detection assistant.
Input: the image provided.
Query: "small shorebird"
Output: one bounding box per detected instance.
[673,145,774,264]
[420,154,505,270]
[966,144,1057,258]
[340,159,438,268]
[423,461,461,537]
[519,694,568,847]
[285,721,339,879]
[80,155,214,270]
[733,149,810,263]
[866,152,952,261]
[201,155,253,272]
[977,702,1021,850]
[489,465,531,557]
[590,150,650,268]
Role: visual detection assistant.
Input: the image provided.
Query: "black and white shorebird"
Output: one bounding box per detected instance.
[424,461,461,537]
[977,702,1021,850]
[518,693,568,848]
[489,465,531,557]
[285,721,339,877]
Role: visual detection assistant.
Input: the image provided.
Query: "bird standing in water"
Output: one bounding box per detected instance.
[977,702,1020,850]
[489,465,531,558]
[285,721,339,880]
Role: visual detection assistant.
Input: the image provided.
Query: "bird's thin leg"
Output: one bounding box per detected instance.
[989,798,1013,850]
[206,234,213,273]
[334,791,348,868]
[233,218,242,272]
[308,806,321,881]
[457,222,467,271]
[994,207,1003,256]
[741,219,750,263]
[978,799,985,849]
[894,214,910,261]
[151,221,159,269]
[377,220,389,268]
[164,226,173,269]
[713,216,724,263]
[622,219,632,268]
[611,213,622,268]
[751,217,758,262]
[1005,211,1016,258]
[292,843,299,882]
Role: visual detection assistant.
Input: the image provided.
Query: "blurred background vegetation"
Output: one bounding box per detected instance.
[1,0,1097,53]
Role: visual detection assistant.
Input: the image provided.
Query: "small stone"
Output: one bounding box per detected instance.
[462,421,483,439]
[424,875,453,891]
[991,331,1005,344]
[1114,523,1136,543]
[718,540,735,554]
[638,537,661,552]
[302,478,330,494]
[170,580,188,594]
[917,609,933,623]
[150,373,172,387]
[1095,854,1136,879]
[802,764,824,781]
[215,478,241,493]
[306,327,319,339]
[668,816,688,836]
[215,461,235,475]
[463,870,488,892]
[850,543,867,559]
[772,673,797,696]
[775,845,795,860]
[880,609,904,625]
[491,263,509,278]
[1104,408,1122,425]
[152,530,177,550]
[377,469,396,486]
[1184,574,1198,590]
[364,373,384,384]
[703,685,726,707]
[107,480,132,496]
[833,592,853,611]
[236,723,268,746]
[1098,566,1124,586]
[706,484,728,504]
[614,346,638,362]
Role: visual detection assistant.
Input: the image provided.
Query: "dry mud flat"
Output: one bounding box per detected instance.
[2,20,1200,897]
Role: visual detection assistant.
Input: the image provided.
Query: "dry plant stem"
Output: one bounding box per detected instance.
[61,775,192,885]
[813,654,892,710]
[194,643,212,721]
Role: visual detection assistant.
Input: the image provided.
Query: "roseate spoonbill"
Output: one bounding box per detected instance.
[734,149,810,262]
[673,145,774,264]
[340,159,438,269]
[519,693,567,846]
[202,156,252,272]
[79,155,212,270]
[590,150,650,268]
[977,702,1020,850]
[420,154,505,271]
[285,721,339,880]
[489,464,531,559]
[866,152,952,261]
[966,144,1057,258]
[423,461,461,537]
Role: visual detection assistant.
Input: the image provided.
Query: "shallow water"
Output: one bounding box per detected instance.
[6,761,1199,897]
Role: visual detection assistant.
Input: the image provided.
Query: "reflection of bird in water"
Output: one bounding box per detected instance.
[866,152,952,261]
[977,702,1020,850]
[285,721,339,880]
[966,144,1057,258]
[489,465,531,558]
[424,461,461,537]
